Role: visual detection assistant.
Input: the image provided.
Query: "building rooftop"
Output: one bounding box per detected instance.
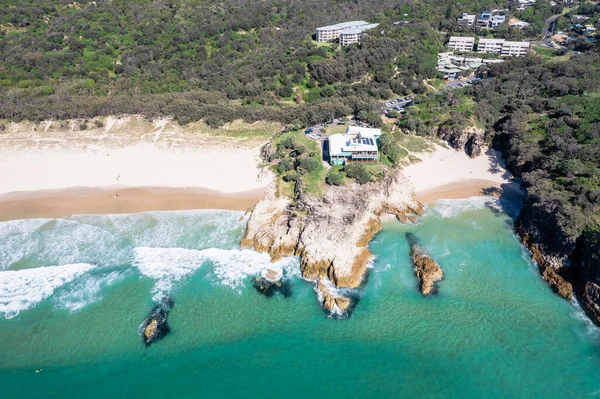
[341,23,379,35]
[316,21,369,31]
[329,132,378,155]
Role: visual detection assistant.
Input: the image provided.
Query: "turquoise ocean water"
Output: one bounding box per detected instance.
[1,197,599,398]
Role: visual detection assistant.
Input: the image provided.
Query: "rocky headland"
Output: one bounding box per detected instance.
[242,165,422,318]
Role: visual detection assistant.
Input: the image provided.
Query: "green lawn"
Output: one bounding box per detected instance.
[274,131,327,198]
[324,124,348,134]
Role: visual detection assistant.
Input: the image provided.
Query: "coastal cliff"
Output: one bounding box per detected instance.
[242,167,422,317]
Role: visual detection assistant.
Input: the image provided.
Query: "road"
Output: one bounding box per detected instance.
[539,10,569,47]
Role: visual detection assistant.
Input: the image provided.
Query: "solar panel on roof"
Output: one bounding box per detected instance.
[369,138,374,145]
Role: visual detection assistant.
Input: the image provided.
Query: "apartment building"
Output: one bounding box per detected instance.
[477,38,505,54]
[500,40,530,56]
[447,36,476,51]
[315,21,369,42]
[490,15,506,28]
[339,23,379,46]
[457,13,476,27]
[477,11,493,28]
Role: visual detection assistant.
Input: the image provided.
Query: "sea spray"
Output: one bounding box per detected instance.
[0,263,95,319]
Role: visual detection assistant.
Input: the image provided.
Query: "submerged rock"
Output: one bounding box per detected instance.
[253,272,292,298]
[139,298,173,346]
[407,233,443,295]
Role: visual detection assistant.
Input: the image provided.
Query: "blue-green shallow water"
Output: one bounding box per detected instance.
[1,199,599,398]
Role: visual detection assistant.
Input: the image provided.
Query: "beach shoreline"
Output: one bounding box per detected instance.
[0,186,264,221]
[403,144,520,204]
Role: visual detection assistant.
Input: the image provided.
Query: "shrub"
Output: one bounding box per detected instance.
[293,145,307,156]
[326,169,345,186]
[295,156,320,173]
[277,159,293,174]
[279,136,296,150]
[283,173,299,182]
[344,163,372,184]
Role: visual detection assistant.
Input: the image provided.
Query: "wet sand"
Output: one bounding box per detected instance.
[414,179,524,204]
[0,186,265,221]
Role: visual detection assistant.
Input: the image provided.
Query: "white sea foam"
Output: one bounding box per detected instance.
[430,196,501,218]
[71,209,245,251]
[0,218,125,270]
[53,270,127,312]
[0,263,95,319]
[133,246,299,299]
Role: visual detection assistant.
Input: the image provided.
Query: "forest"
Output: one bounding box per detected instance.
[0,0,548,125]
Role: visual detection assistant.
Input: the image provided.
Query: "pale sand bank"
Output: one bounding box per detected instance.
[0,186,264,221]
[403,144,518,203]
[0,145,272,195]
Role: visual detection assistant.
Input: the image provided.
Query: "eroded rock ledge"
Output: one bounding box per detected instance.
[406,233,443,295]
[518,229,574,301]
[242,168,421,316]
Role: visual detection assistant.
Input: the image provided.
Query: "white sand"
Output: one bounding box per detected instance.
[403,145,513,193]
[0,144,272,195]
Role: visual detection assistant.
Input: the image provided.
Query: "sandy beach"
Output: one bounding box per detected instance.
[403,144,518,203]
[0,186,265,221]
[0,117,276,218]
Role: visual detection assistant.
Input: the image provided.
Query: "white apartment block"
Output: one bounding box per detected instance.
[339,23,379,46]
[457,13,476,27]
[315,21,368,42]
[500,40,530,56]
[447,36,475,51]
[477,38,505,54]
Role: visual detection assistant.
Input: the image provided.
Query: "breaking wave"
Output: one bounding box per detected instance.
[53,270,128,313]
[133,246,299,300]
[0,263,95,319]
[430,196,501,218]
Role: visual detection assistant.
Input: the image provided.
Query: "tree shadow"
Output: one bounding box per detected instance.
[486,148,513,181]
[482,181,527,225]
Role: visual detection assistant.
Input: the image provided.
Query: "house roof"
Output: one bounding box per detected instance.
[329,133,378,155]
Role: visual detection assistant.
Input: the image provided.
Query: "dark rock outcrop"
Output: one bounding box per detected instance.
[253,271,292,298]
[580,282,600,324]
[407,233,443,295]
[139,298,173,346]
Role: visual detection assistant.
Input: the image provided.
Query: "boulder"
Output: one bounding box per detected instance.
[407,234,443,295]
[253,269,292,298]
[139,298,173,346]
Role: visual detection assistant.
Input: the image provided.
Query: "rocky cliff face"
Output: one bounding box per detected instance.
[242,168,421,317]
[434,125,486,158]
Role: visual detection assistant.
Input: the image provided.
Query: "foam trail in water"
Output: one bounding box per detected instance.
[133,246,299,299]
[53,270,127,313]
[71,209,246,250]
[0,263,95,319]
[0,218,125,270]
[430,196,501,218]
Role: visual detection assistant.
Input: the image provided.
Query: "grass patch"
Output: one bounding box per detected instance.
[396,133,436,153]
[324,124,347,134]
[532,45,573,63]
[183,119,281,142]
